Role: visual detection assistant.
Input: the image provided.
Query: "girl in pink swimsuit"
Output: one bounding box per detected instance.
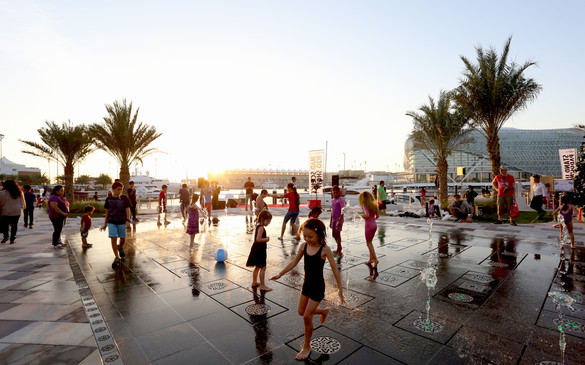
[359,191,379,267]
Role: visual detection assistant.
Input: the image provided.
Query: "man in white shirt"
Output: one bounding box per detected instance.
[530,174,547,220]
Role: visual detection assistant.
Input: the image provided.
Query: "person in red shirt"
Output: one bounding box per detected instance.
[492,166,516,225]
[157,185,170,226]
[80,205,95,248]
[277,183,300,240]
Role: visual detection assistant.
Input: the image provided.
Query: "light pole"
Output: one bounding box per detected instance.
[343,153,346,171]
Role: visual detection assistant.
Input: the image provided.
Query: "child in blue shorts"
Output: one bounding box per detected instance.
[100,181,131,268]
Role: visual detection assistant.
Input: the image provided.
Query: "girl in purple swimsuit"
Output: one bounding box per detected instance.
[551,195,576,247]
[359,191,379,267]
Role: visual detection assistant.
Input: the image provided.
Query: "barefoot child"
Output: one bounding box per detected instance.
[330,186,345,255]
[551,195,576,247]
[359,191,379,268]
[100,182,131,269]
[246,211,273,291]
[186,194,205,244]
[80,205,95,248]
[270,218,344,360]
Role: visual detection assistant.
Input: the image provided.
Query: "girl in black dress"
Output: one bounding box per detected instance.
[246,210,273,291]
[270,218,344,360]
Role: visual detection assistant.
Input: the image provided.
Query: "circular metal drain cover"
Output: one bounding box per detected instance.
[413,318,443,333]
[344,293,359,302]
[310,336,341,354]
[467,274,493,283]
[207,282,227,290]
[285,275,302,285]
[104,354,120,363]
[181,267,199,274]
[448,293,474,303]
[553,318,585,333]
[101,344,116,352]
[380,275,397,282]
[245,303,271,315]
[408,261,425,269]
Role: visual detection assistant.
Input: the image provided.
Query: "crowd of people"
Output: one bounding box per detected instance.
[0,172,579,361]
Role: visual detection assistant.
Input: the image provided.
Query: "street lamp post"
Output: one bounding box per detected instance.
[343,152,346,171]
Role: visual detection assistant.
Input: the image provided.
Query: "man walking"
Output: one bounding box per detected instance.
[243,177,255,211]
[377,181,387,215]
[530,174,547,220]
[492,166,516,225]
[127,181,138,222]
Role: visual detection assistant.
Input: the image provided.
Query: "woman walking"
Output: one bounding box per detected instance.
[0,180,25,244]
[48,185,70,249]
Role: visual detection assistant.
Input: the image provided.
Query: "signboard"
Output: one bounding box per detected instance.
[309,150,324,195]
[554,179,574,192]
[559,148,577,179]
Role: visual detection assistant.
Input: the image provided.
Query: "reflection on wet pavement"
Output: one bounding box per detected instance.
[67,211,585,364]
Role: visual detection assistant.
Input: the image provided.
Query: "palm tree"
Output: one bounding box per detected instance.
[90,99,161,191]
[454,36,542,178]
[20,121,94,201]
[406,91,472,205]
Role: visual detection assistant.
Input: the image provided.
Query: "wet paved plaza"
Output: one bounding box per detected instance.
[2,207,585,364]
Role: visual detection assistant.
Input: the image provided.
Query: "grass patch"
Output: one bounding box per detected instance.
[474,210,554,224]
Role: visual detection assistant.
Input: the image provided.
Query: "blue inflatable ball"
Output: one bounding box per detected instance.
[215,248,228,262]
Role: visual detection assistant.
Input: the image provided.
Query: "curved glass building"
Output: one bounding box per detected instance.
[404,128,584,183]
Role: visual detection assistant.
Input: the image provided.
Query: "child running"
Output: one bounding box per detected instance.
[551,195,576,247]
[157,184,170,226]
[330,186,345,256]
[80,205,95,248]
[246,210,273,291]
[359,191,380,267]
[186,194,205,244]
[100,181,131,269]
[270,218,344,361]
[277,183,300,241]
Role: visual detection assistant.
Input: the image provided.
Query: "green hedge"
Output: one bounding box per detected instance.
[44,201,105,215]
[475,199,497,215]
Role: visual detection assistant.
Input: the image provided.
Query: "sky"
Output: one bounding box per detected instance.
[1,1,584,183]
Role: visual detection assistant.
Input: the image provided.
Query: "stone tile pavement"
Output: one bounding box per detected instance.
[1,206,585,364]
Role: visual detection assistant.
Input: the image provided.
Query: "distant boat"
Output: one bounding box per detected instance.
[131,175,181,199]
[261,181,279,190]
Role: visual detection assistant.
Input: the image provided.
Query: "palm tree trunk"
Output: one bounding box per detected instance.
[437,158,449,206]
[486,133,501,179]
[64,162,75,202]
[119,164,130,195]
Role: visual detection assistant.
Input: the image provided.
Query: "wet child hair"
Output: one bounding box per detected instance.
[309,206,323,218]
[258,210,272,222]
[332,185,340,194]
[191,193,200,204]
[84,205,95,213]
[359,191,379,215]
[561,195,572,205]
[261,189,268,195]
[301,218,327,245]
[112,181,123,190]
